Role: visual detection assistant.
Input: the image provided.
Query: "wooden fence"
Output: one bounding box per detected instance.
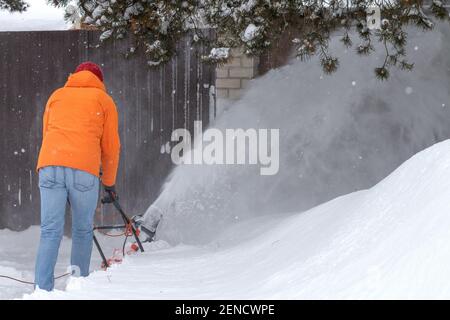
[0,30,215,231]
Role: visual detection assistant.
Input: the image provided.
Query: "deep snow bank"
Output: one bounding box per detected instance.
[145,23,450,245]
[25,140,450,299]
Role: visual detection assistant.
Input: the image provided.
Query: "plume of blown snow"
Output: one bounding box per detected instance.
[143,22,450,245]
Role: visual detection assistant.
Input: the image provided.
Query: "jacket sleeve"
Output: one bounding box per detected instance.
[100,95,121,187]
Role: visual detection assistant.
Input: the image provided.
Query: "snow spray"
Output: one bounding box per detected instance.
[142,22,450,245]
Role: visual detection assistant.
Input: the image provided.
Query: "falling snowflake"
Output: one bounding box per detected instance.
[405,87,413,95]
[165,142,171,154]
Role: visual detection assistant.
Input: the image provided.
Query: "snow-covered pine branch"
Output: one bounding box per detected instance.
[0,0,28,12]
[44,0,450,79]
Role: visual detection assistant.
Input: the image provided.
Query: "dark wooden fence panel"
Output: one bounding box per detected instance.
[0,30,215,230]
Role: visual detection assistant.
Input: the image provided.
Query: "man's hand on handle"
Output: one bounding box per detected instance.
[102,185,118,204]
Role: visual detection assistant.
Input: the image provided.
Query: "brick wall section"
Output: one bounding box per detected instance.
[216,48,258,100]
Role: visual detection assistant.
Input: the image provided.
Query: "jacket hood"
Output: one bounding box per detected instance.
[65,70,106,91]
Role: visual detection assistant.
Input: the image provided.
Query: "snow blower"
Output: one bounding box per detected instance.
[93,196,157,269]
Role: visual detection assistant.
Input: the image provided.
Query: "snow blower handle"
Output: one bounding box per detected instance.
[101,185,118,204]
[107,198,146,253]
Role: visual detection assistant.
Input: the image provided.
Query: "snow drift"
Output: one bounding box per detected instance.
[144,22,450,245]
[24,140,450,299]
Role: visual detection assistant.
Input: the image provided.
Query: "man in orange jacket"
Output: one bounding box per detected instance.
[35,62,120,291]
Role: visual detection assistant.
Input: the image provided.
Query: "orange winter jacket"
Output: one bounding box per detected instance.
[37,71,121,186]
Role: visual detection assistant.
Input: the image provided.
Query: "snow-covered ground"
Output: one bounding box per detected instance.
[0,0,68,31]
[0,225,129,299]
[1,140,450,299]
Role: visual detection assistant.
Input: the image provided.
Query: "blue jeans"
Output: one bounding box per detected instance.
[35,166,99,291]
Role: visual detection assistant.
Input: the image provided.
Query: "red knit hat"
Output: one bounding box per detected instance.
[75,61,104,82]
